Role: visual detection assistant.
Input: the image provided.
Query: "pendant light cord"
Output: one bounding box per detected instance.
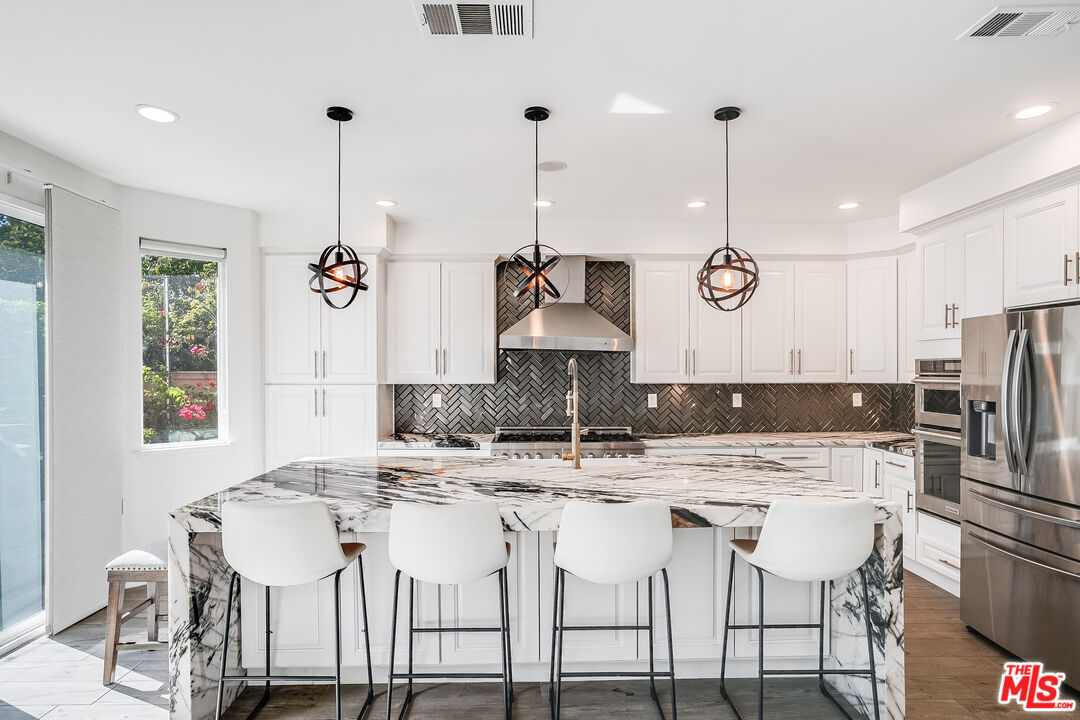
[724,118,730,252]
[534,119,539,247]
[336,119,342,249]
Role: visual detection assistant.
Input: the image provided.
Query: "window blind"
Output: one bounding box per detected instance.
[139,237,226,261]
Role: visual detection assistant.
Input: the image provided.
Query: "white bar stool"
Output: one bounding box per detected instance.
[719,497,879,720]
[386,501,513,720]
[103,540,168,684]
[549,500,676,720]
[216,500,374,720]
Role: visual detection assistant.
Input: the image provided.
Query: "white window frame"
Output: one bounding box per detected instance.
[138,238,228,449]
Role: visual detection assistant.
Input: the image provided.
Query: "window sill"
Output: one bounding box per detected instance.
[137,440,234,454]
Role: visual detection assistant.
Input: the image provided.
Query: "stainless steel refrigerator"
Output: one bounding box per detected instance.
[961,307,1080,686]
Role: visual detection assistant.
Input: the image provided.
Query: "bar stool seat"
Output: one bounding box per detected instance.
[103,540,168,685]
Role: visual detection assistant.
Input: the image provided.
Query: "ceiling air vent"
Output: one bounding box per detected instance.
[960,5,1080,38]
[414,2,532,37]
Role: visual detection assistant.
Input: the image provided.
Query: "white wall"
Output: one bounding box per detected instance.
[845,215,914,256]
[119,187,263,549]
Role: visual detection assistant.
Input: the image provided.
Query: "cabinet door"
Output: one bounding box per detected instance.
[959,212,1004,321]
[633,262,690,383]
[794,262,846,382]
[1003,186,1080,308]
[440,262,495,384]
[830,448,864,491]
[918,231,960,340]
[321,385,377,458]
[741,262,796,383]
[897,251,919,383]
[321,256,378,384]
[884,474,916,560]
[439,532,539,665]
[264,385,321,471]
[862,448,884,498]
[847,257,897,383]
[689,284,741,383]
[264,255,320,384]
[386,262,441,383]
[240,575,337,668]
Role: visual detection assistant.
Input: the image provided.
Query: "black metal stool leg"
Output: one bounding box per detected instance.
[386,570,401,720]
[553,568,567,720]
[501,567,515,710]
[407,579,415,702]
[756,567,765,720]
[334,570,343,720]
[818,580,827,696]
[861,567,881,720]
[498,569,511,720]
[661,568,677,720]
[214,571,239,720]
[648,574,658,705]
[719,550,736,706]
[357,556,375,720]
[548,563,560,711]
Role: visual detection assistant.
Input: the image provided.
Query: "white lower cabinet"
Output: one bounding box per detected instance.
[264,385,377,470]
[756,447,831,481]
[916,512,961,586]
[862,448,885,498]
[881,453,916,561]
[830,448,864,491]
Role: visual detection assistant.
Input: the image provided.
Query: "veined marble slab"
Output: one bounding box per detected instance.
[169,454,904,720]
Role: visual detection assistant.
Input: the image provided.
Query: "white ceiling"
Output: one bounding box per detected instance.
[2,0,1079,227]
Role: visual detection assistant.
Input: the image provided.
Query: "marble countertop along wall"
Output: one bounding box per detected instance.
[170,453,900,535]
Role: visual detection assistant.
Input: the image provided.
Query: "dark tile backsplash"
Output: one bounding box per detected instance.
[393,262,915,435]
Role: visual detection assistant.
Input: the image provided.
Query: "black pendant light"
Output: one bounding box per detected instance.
[510,106,562,309]
[697,106,759,312]
[309,106,369,310]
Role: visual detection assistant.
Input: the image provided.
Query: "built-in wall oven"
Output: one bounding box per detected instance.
[914,358,962,521]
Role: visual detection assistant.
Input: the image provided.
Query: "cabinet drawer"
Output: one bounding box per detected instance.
[882,452,914,478]
[756,447,830,468]
[917,511,961,580]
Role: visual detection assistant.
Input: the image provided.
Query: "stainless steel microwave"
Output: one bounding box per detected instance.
[914,358,961,431]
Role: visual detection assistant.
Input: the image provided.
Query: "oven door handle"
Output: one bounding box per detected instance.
[966,531,1080,582]
[967,488,1080,530]
[912,428,962,446]
[1000,329,1019,474]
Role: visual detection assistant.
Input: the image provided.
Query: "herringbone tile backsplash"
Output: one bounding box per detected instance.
[394,262,915,435]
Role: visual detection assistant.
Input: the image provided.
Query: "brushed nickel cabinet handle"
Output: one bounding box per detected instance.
[685,348,689,374]
[937,557,960,571]
[322,389,326,417]
[435,348,439,376]
[322,350,327,378]
[780,455,810,460]
[789,349,794,375]
[1076,252,1079,285]
[874,460,881,488]
[944,304,949,329]
[850,348,854,375]
[906,490,913,513]
[797,349,802,375]
[313,388,318,417]
[951,304,959,328]
[1066,254,1074,286]
[314,350,319,379]
[692,349,696,375]
[886,460,906,469]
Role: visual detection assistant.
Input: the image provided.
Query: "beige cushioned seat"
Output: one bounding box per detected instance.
[106,540,167,572]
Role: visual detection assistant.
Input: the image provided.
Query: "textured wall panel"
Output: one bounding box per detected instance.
[395,262,916,435]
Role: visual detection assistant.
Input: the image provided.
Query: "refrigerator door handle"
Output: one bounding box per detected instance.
[1011,328,1032,477]
[967,487,1080,530]
[1000,329,1019,474]
[967,531,1080,582]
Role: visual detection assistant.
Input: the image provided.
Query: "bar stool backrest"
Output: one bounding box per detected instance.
[222,500,347,587]
[554,500,674,584]
[389,501,508,584]
[751,497,876,581]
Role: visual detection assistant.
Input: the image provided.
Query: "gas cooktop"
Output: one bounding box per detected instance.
[491,426,644,459]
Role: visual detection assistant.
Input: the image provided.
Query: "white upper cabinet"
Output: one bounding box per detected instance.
[386,261,495,384]
[917,230,962,340]
[959,211,1004,321]
[742,262,796,383]
[633,261,740,384]
[265,253,377,384]
[794,262,847,382]
[441,262,496,383]
[847,257,897,383]
[1003,185,1080,308]
[897,251,919,383]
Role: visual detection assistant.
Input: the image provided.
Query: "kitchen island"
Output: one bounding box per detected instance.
[168,454,904,720]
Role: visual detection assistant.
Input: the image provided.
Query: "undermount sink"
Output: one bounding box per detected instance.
[503,456,640,467]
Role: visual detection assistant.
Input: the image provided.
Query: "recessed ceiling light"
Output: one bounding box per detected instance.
[1012,104,1054,120]
[135,104,179,123]
[534,199,555,208]
[537,161,567,172]
[374,199,397,208]
[686,200,709,209]
[838,201,860,210]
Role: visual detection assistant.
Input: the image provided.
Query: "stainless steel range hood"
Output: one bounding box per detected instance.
[498,257,632,352]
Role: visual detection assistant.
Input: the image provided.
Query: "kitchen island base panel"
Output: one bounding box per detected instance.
[168,455,904,720]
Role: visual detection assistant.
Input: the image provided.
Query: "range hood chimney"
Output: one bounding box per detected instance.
[498,257,632,352]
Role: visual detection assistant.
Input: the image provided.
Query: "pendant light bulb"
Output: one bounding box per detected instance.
[719,268,735,291]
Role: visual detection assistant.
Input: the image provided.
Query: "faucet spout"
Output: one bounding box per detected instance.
[566,357,581,469]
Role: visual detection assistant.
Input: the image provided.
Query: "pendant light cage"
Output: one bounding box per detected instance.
[697,106,760,312]
[511,105,563,310]
[309,105,369,310]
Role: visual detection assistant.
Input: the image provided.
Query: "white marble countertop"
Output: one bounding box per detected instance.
[170,453,899,535]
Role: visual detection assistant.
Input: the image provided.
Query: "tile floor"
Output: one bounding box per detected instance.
[1,573,1075,719]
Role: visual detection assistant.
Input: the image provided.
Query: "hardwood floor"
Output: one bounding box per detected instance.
[0,571,1075,718]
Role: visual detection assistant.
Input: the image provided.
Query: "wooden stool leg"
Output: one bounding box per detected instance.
[103,581,125,684]
[146,582,158,642]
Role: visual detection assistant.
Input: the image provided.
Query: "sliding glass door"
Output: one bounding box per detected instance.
[0,206,46,645]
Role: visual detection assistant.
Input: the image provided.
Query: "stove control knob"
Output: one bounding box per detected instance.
[586,452,595,459]
[511,453,521,460]
[615,453,624,458]
[552,452,561,459]
[603,452,612,458]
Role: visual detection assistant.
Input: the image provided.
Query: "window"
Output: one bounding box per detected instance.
[140,239,225,445]
[0,205,46,642]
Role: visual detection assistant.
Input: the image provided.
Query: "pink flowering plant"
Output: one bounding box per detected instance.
[141,255,220,443]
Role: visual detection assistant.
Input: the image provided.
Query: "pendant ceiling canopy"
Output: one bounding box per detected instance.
[510,105,563,310]
[308,105,369,310]
[697,106,760,312]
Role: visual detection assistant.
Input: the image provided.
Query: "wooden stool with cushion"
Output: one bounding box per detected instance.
[103,539,168,684]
